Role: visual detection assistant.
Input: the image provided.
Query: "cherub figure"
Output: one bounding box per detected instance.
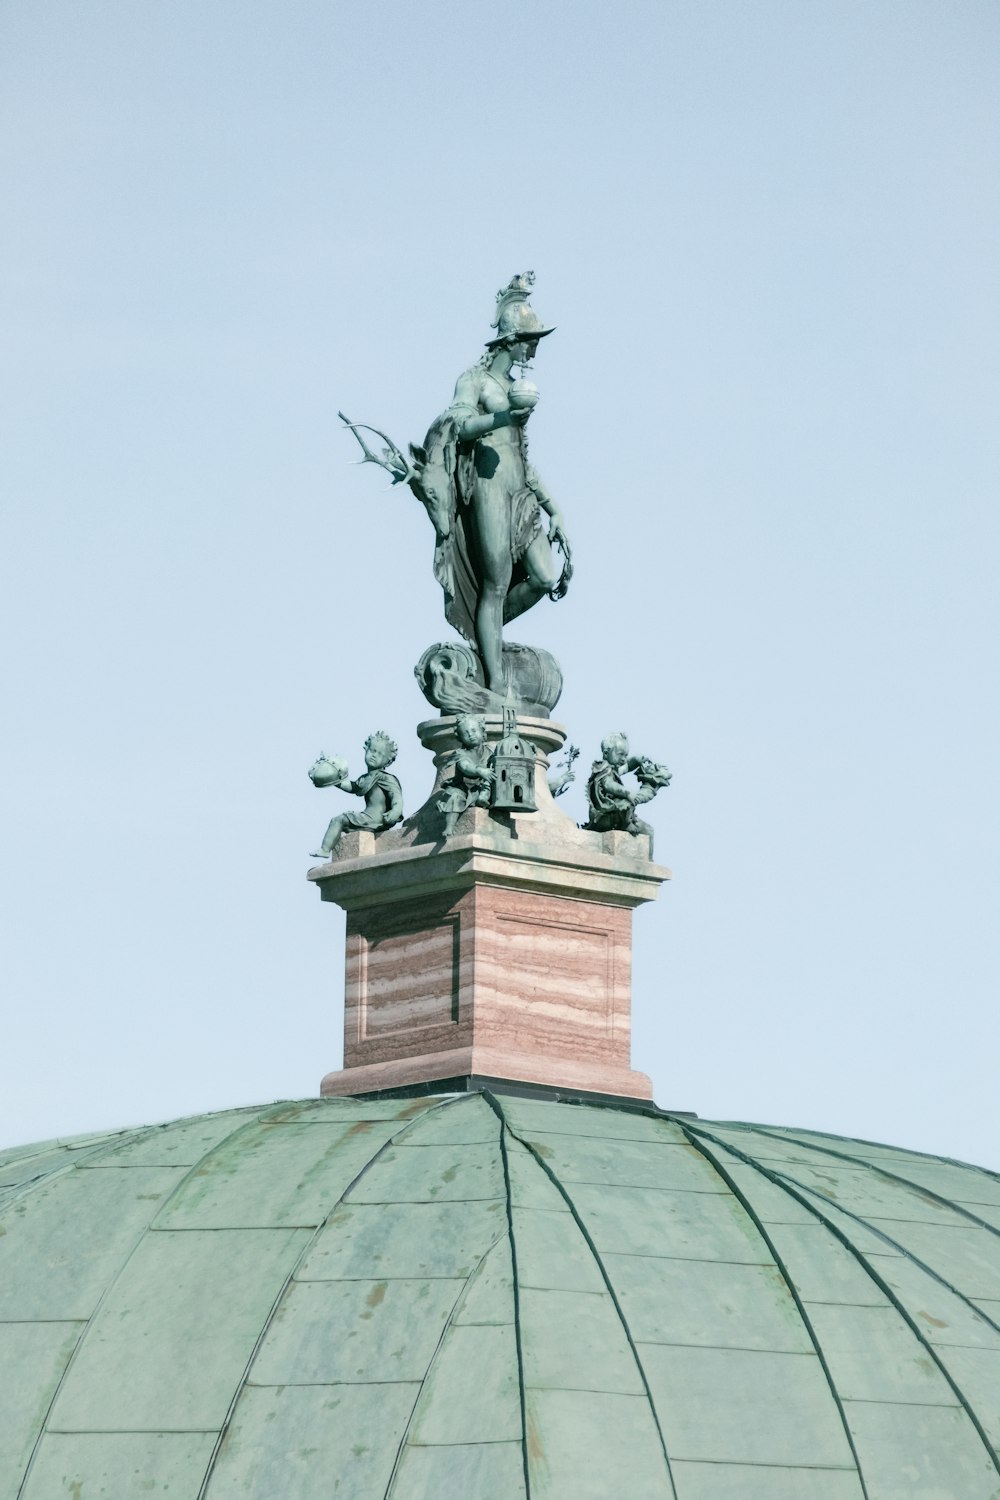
[584,732,671,848]
[309,731,403,859]
[437,714,494,838]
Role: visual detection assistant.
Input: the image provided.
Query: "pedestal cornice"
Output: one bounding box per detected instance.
[307,813,671,910]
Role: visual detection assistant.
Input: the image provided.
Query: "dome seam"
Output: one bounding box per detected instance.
[496,1105,532,1500]
[1,1106,271,1218]
[0,1126,153,1216]
[711,1122,980,1173]
[688,1123,1000,1489]
[746,1123,1000,1247]
[381,1229,511,1499]
[680,1121,872,1498]
[487,1091,680,1500]
[761,1165,1000,1343]
[194,1092,473,1500]
[14,1106,270,1500]
[776,1180,1000,1479]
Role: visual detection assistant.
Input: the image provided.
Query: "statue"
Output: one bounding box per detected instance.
[436,714,494,838]
[305,280,676,873]
[435,714,580,840]
[583,733,672,846]
[341,272,572,699]
[309,732,403,859]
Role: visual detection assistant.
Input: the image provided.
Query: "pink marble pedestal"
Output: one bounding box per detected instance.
[308,764,670,1100]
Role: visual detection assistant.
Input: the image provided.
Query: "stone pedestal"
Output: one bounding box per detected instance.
[309,723,670,1100]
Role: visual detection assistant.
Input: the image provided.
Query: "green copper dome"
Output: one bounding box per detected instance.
[3,1090,1000,1498]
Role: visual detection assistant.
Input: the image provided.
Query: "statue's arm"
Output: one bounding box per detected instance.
[383,778,403,825]
[525,460,550,502]
[631,758,672,804]
[525,462,569,542]
[456,751,493,786]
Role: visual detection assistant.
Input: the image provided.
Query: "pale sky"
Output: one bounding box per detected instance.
[2,1,998,1165]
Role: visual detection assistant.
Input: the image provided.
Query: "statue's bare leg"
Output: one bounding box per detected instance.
[631,815,654,855]
[503,578,547,623]
[471,489,514,689]
[476,584,506,688]
[311,814,346,859]
[505,531,560,622]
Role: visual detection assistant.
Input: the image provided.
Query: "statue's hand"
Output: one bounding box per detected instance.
[548,768,575,797]
[549,516,570,551]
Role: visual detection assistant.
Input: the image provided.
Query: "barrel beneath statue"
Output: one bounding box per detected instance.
[415,640,563,718]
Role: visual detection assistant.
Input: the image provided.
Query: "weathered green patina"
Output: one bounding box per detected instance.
[341,272,572,706]
[584,732,672,847]
[309,731,403,859]
[4,1092,1000,1497]
[435,713,494,838]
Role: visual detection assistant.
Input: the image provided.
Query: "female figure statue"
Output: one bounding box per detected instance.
[341,273,572,696]
[415,273,571,690]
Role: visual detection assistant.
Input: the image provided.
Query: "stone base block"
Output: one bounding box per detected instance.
[319,882,652,1100]
[310,789,669,1101]
[321,1050,653,1100]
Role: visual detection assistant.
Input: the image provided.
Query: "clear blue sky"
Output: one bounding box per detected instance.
[2,1,998,1163]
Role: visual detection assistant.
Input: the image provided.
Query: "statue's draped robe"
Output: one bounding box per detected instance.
[587,761,633,819]
[436,742,493,816]
[342,770,403,831]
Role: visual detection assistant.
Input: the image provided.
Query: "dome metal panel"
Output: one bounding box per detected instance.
[3,1092,1000,1498]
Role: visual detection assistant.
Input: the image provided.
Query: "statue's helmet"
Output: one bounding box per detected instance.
[486,271,556,348]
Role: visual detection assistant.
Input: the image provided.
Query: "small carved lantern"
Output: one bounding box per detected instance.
[490,708,538,813]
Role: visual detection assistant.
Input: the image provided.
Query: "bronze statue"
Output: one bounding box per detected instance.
[310,279,674,869]
[341,273,571,695]
[309,733,403,859]
[435,713,494,838]
[584,733,671,846]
